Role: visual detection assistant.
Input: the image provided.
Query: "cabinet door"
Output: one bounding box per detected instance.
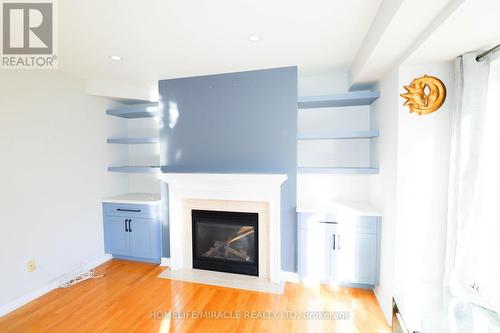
[299,224,333,280]
[104,216,129,256]
[352,233,377,285]
[129,218,160,260]
[333,225,378,286]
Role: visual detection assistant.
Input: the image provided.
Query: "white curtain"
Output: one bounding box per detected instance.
[445,52,500,313]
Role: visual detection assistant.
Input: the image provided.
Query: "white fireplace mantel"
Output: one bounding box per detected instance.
[159,173,287,284]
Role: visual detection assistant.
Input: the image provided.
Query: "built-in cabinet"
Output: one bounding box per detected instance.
[102,199,162,263]
[298,212,380,287]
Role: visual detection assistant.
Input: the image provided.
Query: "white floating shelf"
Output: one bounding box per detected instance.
[106,103,160,119]
[108,166,161,173]
[107,137,160,144]
[298,91,380,109]
[297,130,379,140]
[297,167,379,175]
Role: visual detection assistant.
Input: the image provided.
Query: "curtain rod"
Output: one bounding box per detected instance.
[476,43,500,62]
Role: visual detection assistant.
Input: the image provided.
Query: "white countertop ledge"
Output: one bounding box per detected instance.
[102,193,161,205]
[297,200,382,217]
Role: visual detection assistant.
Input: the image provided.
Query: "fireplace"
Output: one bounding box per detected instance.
[192,210,259,276]
[159,173,286,283]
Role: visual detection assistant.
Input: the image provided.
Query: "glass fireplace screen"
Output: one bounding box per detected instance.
[192,210,258,276]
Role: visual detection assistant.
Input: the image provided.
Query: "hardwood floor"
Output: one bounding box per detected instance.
[0,260,389,333]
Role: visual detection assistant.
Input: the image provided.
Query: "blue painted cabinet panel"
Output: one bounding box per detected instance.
[298,222,331,280]
[104,216,129,256]
[298,212,380,288]
[129,217,161,259]
[326,229,339,282]
[352,233,377,285]
[333,229,378,286]
[103,203,158,219]
[103,203,161,263]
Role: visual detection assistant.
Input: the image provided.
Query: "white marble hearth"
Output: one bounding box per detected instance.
[158,268,285,295]
[158,173,287,287]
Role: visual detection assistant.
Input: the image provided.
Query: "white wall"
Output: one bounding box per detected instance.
[393,62,453,297]
[369,67,401,323]
[369,61,454,323]
[0,71,128,313]
[297,73,373,207]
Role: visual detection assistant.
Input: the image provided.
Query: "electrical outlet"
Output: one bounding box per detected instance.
[27,259,36,272]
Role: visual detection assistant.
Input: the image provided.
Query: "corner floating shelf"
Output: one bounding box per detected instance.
[298,167,379,175]
[297,91,380,109]
[107,137,160,144]
[297,130,379,140]
[106,102,160,119]
[107,166,161,173]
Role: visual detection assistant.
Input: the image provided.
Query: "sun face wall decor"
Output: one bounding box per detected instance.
[400,75,447,115]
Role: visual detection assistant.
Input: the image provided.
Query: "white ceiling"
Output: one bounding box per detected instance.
[406,0,500,64]
[58,0,382,84]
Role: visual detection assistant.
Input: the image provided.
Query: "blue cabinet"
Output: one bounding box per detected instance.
[103,216,130,256]
[298,212,380,288]
[351,233,377,285]
[298,220,332,280]
[103,202,161,263]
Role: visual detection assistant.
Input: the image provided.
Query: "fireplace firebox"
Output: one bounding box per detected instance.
[192,210,258,276]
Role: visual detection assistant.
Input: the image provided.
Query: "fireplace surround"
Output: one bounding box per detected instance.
[159,173,287,284]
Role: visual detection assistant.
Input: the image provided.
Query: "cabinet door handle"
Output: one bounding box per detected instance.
[128,219,132,232]
[338,235,341,250]
[333,234,336,250]
[124,219,129,232]
[117,208,141,213]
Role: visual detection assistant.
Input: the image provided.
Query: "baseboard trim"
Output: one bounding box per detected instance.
[160,257,171,267]
[0,254,112,318]
[85,254,113,271]
[374,285,392,326]
[281,270,300,283]
[0,282,56,319]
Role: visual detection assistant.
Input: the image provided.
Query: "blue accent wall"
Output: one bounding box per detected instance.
[159,67,298,272]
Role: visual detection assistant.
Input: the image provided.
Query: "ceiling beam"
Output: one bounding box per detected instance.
[349,0,465,90]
